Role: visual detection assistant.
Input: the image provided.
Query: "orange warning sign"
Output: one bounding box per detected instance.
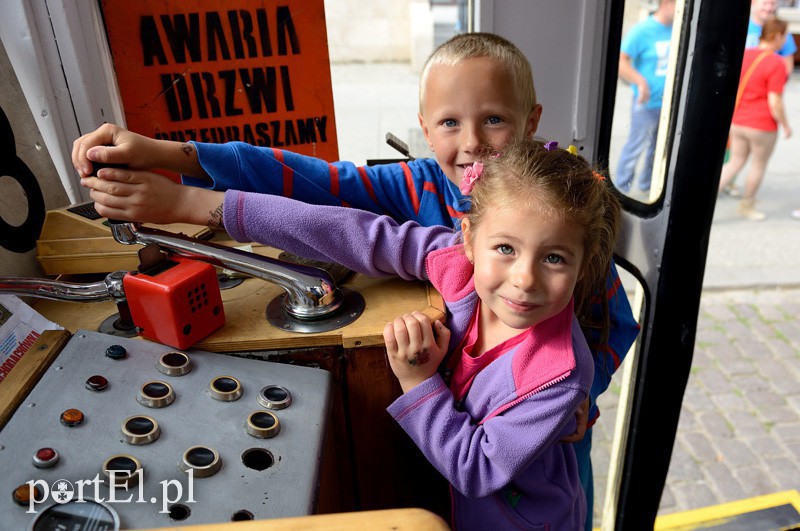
[101,0,338,161]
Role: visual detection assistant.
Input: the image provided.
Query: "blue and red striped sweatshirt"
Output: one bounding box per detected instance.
[183,141,639,424]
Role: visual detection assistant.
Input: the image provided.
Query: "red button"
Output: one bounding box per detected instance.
[33,447,60,469]
[85,375,109,392]
[36,448,56,461]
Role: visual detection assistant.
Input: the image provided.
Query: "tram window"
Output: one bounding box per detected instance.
[608,0,679,205]
[324,2,465,164]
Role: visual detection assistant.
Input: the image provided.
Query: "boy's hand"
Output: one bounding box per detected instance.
[561,397,590,443]
[383,312,451,393]
[80,168,223,227]
[72,124,155,178]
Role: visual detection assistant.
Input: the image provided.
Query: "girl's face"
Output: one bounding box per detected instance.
[418,57,541,187]
[462,195,585,334]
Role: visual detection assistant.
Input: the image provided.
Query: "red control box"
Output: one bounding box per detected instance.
[123,257,224,349]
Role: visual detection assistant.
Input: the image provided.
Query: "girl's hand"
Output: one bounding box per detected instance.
[72,124,155,178]
[383,312,451,393]
[80,168,223,227]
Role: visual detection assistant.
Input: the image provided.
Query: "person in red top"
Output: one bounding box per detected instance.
[718,18,792,221]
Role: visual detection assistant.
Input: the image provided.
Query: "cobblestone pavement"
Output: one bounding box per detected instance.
[592,288,800,524]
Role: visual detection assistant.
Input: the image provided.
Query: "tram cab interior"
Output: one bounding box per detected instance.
[0,0,798,530]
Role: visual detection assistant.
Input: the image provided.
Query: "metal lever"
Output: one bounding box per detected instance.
[385,132,415,160]
[109,221,343,320]
[0,272,138,337]
[1,223,362,335]
[0,277,112,302]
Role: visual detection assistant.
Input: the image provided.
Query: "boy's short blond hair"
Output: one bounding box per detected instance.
[419,32,537,115]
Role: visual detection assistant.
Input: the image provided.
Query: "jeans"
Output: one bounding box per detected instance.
[575,428,594,531]
[615,102,661,192]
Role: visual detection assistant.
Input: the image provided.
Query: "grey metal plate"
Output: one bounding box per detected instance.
[0,330,331,529]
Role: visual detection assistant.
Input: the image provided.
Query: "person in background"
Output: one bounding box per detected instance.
[81,137,622,530]
[718,19,792,221]
[746,0,796,75]
[613,0,675,197]
[723,0,796,197]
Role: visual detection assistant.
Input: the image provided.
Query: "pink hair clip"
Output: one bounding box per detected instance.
[459,162,484,195]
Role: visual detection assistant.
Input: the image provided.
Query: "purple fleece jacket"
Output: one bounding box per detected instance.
[185,140,638,427]
[223,190,592,530]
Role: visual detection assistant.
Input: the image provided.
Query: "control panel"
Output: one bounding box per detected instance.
[0,330,331,529]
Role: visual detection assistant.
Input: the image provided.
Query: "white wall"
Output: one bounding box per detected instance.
[324,0,416,62]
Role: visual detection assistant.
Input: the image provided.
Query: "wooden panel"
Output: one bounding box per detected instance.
[136,508,449,531]
[0,329,71,427]
[37,241,142,275]
[344,346,449,518]
[35,206,212,275]
[37,236,136,255]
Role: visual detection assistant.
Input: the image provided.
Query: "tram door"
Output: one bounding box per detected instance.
[477,0,750,529]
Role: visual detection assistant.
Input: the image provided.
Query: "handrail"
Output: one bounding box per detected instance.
[0,277,111,302]
[109,222,342,320]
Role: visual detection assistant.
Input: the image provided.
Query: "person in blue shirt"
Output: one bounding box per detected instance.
[614,0,675,195]
[746,0,796,75]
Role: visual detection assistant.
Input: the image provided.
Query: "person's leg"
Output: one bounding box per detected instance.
[614,102,650,193]
[736,127,776,220]
[718,126,751,192]
[636,108,662,191]
[575,428,594,531]
[741,128,777,199]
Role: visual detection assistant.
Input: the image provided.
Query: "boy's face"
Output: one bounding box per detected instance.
[418,57,542,187]
[462,196,585,333]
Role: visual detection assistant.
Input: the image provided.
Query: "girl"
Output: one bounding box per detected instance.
[83,137,621,528]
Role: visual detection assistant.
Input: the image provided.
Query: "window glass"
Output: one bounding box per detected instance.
[324,1,463,164]
[608,1,676,204]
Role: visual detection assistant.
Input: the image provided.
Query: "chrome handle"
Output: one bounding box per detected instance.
[109,222,342,320]
[0,277,111,302]
[0,271,136,333]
